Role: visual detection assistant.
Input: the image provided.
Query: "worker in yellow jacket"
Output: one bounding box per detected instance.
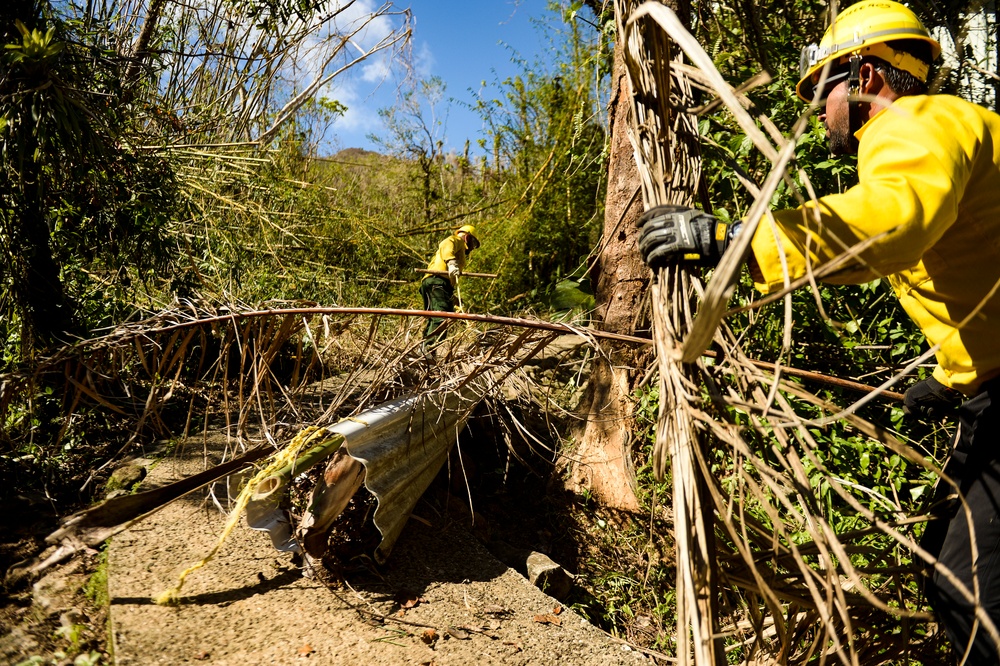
[419,224,480,352]
[637,1,1000,661]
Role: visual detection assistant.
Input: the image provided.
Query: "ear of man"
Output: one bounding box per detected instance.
[858,62,897,117]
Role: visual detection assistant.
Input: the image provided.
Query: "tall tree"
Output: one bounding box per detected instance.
[1,12,96,349]
[565,31,647,511]
[565,0,698,511]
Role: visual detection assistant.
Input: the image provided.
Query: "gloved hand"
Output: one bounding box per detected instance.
[903,376,964,421]
[447,260,461,286]
[637,205,735,268]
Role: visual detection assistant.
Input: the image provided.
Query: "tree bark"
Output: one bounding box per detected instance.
[12,135,77,351]
[566,40,649,512]
[123,0,167,93]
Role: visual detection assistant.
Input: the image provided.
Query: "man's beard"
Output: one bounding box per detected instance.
[826,103,860,156]
[827,123,859,155]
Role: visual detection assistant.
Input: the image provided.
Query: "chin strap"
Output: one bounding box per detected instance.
[847,53,864,135]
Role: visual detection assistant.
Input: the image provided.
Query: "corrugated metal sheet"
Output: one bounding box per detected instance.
[328,376,490,563]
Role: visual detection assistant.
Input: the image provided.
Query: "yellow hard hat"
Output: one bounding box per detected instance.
[457,224,480,250]
[797,0,941,102]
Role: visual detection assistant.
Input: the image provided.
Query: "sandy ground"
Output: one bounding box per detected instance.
[107,444,651,666]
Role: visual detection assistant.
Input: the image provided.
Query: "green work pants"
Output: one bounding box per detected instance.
[419,276,454,345]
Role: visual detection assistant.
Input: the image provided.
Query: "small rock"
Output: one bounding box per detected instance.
[106,463,147,495]
[446,626,469,640]
[526,552,573,601]
[32,564,86,612]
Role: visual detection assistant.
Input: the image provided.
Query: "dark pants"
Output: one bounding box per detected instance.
[418,276,453,345]
[923,378,1000,664]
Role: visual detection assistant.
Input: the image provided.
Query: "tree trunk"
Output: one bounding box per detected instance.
[123,0,167,92]
[12,137,77,352]
[566,40,649,512]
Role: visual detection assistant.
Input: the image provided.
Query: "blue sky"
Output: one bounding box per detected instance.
[324,0,569,155]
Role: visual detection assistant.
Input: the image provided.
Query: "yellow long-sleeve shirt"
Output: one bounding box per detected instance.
[751,94,1000,393]
[424,234,467,277]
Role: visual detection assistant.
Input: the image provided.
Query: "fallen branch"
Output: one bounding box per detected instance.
[7,444,272,585]
[414,269,498,279]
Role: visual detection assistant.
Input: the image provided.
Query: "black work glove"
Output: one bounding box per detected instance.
[902,376,964,421]
[637,205,735,268]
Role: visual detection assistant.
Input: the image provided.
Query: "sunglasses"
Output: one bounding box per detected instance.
[812,70,850,104]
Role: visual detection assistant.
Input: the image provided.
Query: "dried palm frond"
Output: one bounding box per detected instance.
[0,304,609,459]
[616,1,980,664]
[5,303,604,583]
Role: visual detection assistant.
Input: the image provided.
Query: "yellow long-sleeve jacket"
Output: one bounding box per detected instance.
[424,233,467,277]
[751,94,1000,393]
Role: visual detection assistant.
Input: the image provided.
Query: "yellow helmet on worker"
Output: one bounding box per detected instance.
[797,0,941,102]
[456,224,480,250]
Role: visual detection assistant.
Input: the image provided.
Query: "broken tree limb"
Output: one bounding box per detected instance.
[624,1,792,366]
[62,306,645,346]
[620,1,723,663]
[46,444,272,545]
[7,444,273,585]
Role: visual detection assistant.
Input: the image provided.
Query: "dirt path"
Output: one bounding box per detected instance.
[107,442,650,665]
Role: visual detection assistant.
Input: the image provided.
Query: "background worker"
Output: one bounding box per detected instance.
[419,224,480,352]
[637,1,1000,661]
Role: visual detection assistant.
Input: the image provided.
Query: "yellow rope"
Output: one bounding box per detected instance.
[153,426,333,605]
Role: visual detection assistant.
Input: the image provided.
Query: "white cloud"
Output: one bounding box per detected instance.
[328,0,399,53]
[361,56,393,84]
[414,41,435,79]
[312,1,419,147]
[328,86,371,133]
[323,72,391,135]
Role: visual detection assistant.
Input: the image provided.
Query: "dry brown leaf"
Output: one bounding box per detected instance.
[552,606,562,615]
[421,628,438,645]
[399,595,423,609]
[533,613,562,626]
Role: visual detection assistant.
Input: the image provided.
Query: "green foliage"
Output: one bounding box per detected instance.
[567,498,675,652]
[467,1,608,309]
[550,275,595,322]
[227,0,328,31]
[194,1,612,317]
[5,20,62,67]
[84,546,110,609]
[0,7,179,358]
